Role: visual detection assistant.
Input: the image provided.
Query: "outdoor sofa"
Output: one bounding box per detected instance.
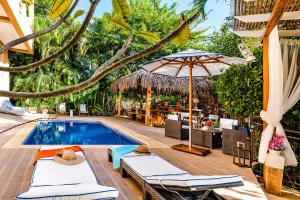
[16,146,119,200]
[165,114,189,140]
[108,146,243,200]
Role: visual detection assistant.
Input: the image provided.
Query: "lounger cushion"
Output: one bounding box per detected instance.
[17,146,119,199]
[31,156,97,187]
[16,183,118,200]
[122,154,243,189]
[146,174,243,189]
[123,155,188,177]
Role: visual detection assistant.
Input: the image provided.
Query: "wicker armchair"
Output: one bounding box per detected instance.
[165,115,189,140]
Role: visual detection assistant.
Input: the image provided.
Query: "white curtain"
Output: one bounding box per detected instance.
[259,26,299,166]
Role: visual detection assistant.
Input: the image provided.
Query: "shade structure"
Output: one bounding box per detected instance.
[111,69,213,99]
[231,0,300,38]
[142,49,247,149]
[142,50,246,77]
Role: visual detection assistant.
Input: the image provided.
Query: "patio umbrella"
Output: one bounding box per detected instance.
[142,49,247,149]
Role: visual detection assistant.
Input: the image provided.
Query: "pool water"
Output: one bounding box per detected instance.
[23,120,141,145]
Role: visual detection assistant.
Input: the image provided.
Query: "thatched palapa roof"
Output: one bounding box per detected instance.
[111,69,213,98]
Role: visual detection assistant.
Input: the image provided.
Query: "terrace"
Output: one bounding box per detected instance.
[1,113,299,200]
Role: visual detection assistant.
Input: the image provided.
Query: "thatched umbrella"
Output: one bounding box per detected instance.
[111,69,213,99]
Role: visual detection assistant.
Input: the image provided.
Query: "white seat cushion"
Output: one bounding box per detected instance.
[17,146,119,199]
[167,114,178,120]
[16,183,118,200]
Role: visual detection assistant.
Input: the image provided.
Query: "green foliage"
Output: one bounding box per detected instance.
[214,59,263,117]
[50,0,73,19]
[172,17,191,46]
[135,31,160,43]
[89,105,106,116]
[110,1,163,44]
[282,102,300,131]
[202,21,242,57]
[73,10,85,19]
[10,0,207,113]
[34,0,52,16]
[112,0,129,18]
[110,15,132,30]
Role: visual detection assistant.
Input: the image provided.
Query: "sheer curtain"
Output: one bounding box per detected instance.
[259,27,299,166]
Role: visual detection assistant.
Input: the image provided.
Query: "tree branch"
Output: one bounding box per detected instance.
[0,11,200,99]
[0,0,100,73]
[0,0,79,55]
[93,35,133,76]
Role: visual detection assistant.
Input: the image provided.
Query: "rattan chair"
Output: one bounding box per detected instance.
[165,114,189,140]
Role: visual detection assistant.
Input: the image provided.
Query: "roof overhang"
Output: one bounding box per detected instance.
[0,0,34,54]
[231,0,300,38]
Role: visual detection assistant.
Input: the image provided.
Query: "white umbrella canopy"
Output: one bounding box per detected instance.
[142,49,247,149]
[142,49,247,77]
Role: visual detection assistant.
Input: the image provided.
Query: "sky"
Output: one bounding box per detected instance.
[77,0,230,33]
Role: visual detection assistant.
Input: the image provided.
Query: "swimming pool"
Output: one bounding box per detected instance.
[23,120,141,145]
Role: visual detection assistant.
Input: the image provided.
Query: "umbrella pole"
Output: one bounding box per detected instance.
[189,62,193,149]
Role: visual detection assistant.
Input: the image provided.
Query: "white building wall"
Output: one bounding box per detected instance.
[0,51,9,101]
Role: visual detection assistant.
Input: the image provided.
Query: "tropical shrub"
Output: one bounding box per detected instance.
[214,55,263,117]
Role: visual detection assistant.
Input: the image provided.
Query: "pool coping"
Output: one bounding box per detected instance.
[2,117,168,149]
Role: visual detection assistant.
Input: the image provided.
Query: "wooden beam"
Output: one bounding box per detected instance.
[145,87,151,126]
[150,59,176,73]
[194,64,211,76]
[188,59,193,149]
[0,16,10,23]
[263,36,269,120]
[175,64,185,77]
[117,91,122,117]
[263,0,291,38]
[0,50,9,65]
[0,0,33,54]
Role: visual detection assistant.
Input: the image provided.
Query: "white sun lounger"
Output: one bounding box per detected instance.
[108,146,243,199]
[17,147,119,200]
[122,154,243,189]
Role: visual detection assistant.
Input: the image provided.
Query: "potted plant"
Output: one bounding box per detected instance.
[265,134,287,195]
[268,135,286,154]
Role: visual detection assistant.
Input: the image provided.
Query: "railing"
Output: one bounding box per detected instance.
[249,116,300,190]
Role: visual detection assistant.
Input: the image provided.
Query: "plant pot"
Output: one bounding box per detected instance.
[264,150,285,196]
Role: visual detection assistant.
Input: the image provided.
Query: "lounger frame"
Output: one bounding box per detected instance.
[108,148,227,200]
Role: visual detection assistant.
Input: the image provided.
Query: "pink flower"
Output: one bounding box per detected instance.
[268,135,286,151]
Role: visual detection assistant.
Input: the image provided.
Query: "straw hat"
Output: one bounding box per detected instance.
[135,145,150,154]
[54,150,84,165]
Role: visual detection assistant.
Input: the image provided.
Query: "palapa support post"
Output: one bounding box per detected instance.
[117,91,122,117]
[145,86,151,126]
[188,61,193,149]
[261,0,290,195]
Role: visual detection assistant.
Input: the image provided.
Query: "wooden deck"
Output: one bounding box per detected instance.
[0,114,298,200]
